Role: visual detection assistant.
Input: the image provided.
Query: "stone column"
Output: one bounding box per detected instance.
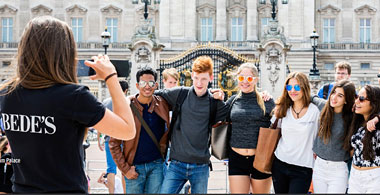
[170,0,184,38]
[19,0,30,38]
[54,0,64,21]
[246,0,258,41]
[215,0,227,41]
[159,0,170,41]
[184,0,196,41]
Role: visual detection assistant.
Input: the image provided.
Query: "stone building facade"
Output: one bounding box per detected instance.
[1,0,380,98]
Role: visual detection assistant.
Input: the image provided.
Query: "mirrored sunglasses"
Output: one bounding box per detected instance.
[286,84,301,91]
[238,75,255,82]
[138,80,156,88]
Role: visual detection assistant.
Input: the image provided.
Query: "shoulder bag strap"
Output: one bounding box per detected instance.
[130,103,164,160]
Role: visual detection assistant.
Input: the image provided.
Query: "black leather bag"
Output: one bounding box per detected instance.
[211,121,231,160]
[210,96,238,160]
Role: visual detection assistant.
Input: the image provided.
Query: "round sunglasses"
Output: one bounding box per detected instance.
[238,75,256,82]
[286,84,301,91]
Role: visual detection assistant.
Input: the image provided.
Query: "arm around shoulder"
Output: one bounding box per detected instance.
[310,95,326,111]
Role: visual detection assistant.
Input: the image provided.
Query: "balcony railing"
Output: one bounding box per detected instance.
[318,43,380,50]
[0,42,18,48]
[197,41,256,49]
[0,42,132,49]
[3,41,380,50]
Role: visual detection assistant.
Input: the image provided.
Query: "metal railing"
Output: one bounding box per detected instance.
[318,43,380,50]
[197,41,256,49]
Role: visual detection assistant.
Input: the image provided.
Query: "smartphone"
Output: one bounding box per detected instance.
[76,60,131,78]
[88,60,131,78]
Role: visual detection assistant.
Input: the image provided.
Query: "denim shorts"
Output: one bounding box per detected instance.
[228,148,271,180]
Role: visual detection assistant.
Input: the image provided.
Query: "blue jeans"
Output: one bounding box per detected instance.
[124,158,164,194]
[104,141,117,174]
[160,159,209,194]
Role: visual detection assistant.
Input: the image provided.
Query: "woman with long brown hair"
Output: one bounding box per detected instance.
[344,85,380,193]
[0,16,136,193]
[310,80,356,193]
[271,72,320,193]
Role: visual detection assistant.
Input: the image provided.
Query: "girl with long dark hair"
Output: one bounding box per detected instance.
[344,85,380,193]
[311,80,356,193]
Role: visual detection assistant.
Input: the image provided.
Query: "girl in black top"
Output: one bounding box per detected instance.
[0,16,136,193]
[226,63,274,194]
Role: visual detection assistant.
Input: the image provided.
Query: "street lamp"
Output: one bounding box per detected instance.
[132,0,161,20]
[259,0,288,21]
[309,29,320,78]
[101,27,111,54]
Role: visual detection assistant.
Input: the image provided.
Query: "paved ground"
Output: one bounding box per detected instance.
[85,140,230,194]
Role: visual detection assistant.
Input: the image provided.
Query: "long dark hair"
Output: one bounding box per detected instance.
[344,85,380,160]
[0,16,78,94]
[318,80,355,144]
[275,72,311,118]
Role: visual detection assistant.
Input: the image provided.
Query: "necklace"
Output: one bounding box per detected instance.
[292,105,305,118]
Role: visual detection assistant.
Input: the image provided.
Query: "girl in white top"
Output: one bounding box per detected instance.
[271,72,320,193]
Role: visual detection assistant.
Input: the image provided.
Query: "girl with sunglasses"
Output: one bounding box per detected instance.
[271,72,320,193]
[310,80,356,193]
[343,85,380,193]
[226,63,275,194]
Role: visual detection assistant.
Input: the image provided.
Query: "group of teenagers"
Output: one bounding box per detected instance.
[0,15,379,194]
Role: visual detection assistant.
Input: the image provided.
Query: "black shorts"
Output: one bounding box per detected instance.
[228,148,272,180]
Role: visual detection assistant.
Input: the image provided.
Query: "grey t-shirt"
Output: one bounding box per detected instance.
[156,86,229,164]
[227,92,275,149]
[312,96,350,161]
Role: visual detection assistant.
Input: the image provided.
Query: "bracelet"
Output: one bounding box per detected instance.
[104,72,117,82]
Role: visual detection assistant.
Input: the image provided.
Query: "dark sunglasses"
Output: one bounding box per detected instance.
[286,84,301,91]
[355,95,369,102]
[138,80,156,88]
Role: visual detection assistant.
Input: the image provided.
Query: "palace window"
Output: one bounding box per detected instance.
[2,18,13,42]
[323,18,335,43]
[231,17,243,41]
[359,18,371,43]
[201,17,213,41]
[106,18,118,42]
[71,18,83,42]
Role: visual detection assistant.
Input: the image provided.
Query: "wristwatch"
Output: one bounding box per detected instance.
[377,74,380,78]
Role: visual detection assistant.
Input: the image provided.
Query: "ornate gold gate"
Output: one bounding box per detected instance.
[159,43,259,98]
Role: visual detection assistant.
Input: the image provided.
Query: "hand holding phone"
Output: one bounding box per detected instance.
[84,55,116,80]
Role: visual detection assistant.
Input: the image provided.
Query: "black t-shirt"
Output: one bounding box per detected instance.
[0,84,105,193]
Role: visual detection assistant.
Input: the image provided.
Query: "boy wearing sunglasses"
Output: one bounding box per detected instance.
[109,66,171,194]
[318,61,351,99]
